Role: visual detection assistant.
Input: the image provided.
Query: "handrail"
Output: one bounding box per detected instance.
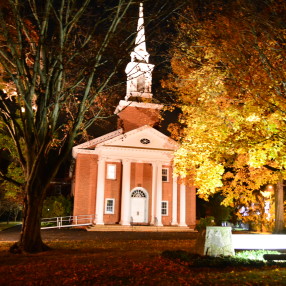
[41,214,94,229]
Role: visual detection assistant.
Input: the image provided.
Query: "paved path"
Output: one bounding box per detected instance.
[0,225,198,242]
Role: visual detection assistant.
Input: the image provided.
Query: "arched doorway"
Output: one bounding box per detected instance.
[130,188,148,224]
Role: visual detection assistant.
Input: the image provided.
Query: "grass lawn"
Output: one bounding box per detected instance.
[0,222,21,231]
[0,237,285,285]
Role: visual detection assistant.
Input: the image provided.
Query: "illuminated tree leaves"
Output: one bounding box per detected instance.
[165,0,286,230]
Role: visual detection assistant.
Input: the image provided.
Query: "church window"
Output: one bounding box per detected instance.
[107,164,116,180]
[161,201,168,216]
[105,199,115,214]
[140,138,150,144]
[162,168,169,182]
[131,189,146,197]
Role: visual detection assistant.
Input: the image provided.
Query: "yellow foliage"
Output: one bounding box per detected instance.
[167,1,286,207]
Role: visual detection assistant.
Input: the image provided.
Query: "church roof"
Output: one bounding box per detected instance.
[97,125,178,150]
[114,100,163,114]
[72,125,178,160]
[73,129,123,152]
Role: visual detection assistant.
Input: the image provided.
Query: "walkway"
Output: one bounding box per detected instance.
[0,225,198,242]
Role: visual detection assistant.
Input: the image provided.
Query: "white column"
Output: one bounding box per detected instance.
[155,162,163,226]
[120,159,131,225]
[150,162,157,225]
[179,183,187,227]
[95,157,105,225]
[171,174,178,225]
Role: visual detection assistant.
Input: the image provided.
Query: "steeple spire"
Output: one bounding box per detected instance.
[133,3,148,62]
[115,2,163,131]
[125,2,154,101]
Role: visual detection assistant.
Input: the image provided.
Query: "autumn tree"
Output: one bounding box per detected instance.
[0,0,139,253]
[0,113,24,222]
[165,0,286,233]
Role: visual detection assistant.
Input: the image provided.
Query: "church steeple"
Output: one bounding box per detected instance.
[115,2,162,133]
[125,2,154,101]
[132,3,149,63]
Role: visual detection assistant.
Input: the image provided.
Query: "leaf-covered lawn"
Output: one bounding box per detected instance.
[0,239,285,285]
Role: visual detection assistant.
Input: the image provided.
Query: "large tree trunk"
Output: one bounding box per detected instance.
[274,176,284,234]
[10,184,49,253]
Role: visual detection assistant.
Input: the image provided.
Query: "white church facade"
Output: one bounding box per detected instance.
[72,3,196,229]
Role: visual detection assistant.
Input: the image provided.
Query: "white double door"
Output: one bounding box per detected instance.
[130,197,147,223]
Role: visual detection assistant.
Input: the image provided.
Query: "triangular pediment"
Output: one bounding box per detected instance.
[73,129,123,150]
[97,125,178,151]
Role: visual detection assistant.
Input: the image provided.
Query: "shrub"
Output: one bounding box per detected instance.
[42,195,72,218]
[195,216,216,231]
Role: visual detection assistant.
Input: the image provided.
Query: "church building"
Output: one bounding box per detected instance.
[72,3,196,229]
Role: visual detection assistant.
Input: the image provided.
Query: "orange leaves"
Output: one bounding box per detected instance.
[0,239,196,285]
[1,237,286,284]
[164,1,286,230]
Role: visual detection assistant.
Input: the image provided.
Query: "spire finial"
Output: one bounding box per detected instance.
[139,2,143,17]
[133,2,148,62]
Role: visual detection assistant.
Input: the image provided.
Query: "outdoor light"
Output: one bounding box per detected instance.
[20,105,37,112]
[261,185,274,198]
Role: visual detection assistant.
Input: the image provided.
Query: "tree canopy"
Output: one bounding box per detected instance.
[0,0,186,253]
[164,0,286,232]
[0,0,136,253]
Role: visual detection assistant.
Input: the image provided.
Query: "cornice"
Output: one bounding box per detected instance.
[114,100,163,114]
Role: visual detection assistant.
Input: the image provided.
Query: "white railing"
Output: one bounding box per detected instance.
[41,214,94,229]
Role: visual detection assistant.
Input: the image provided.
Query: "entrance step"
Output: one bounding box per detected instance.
[87,225,195,232]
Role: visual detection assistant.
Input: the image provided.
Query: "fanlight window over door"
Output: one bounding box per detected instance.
[131,189,146,198]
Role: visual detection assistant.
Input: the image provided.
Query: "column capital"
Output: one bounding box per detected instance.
[122,158,132,164]
[178,177,187,186]
[172,173,178,179]
[151,161,163,167]
[97,156,107,163]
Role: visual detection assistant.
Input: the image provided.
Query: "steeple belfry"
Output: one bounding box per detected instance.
[125,2,154,101]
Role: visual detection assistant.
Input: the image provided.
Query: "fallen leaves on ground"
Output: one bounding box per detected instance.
[0,239,285,285]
